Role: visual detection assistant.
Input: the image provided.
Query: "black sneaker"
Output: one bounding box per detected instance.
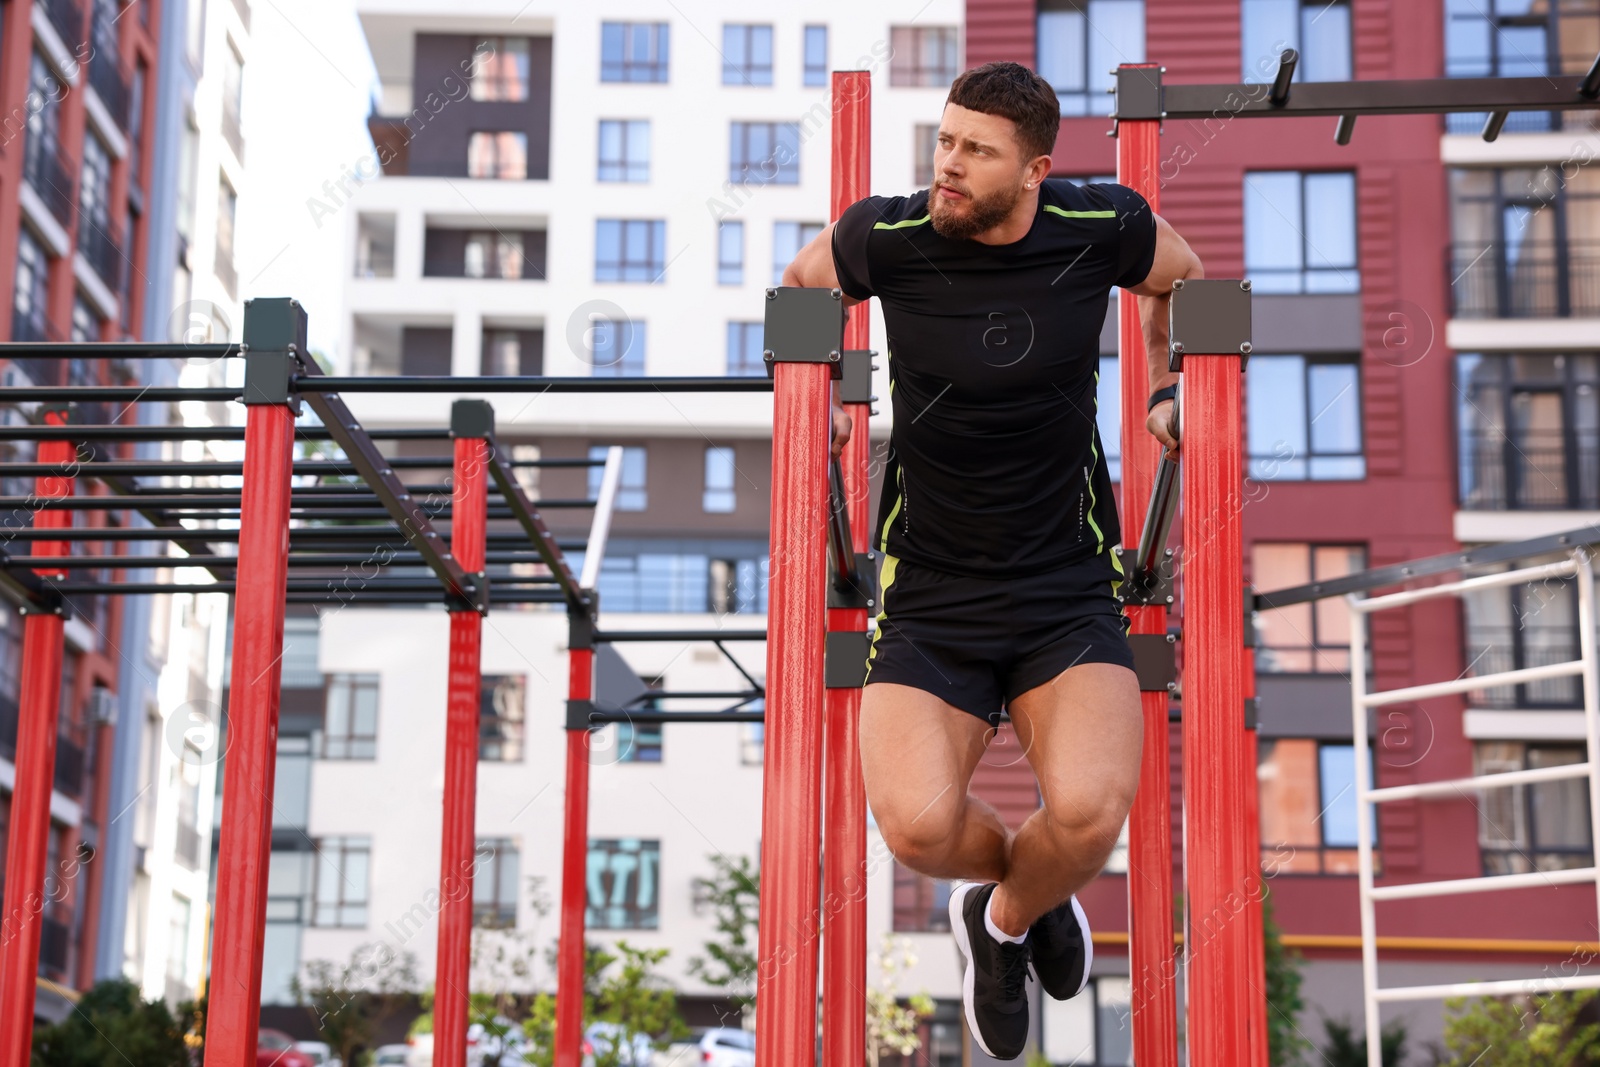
[948,881,1032,1060]
[1029,895,1093,1000]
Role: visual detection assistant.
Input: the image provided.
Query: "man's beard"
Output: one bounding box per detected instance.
[929,179,1023,240]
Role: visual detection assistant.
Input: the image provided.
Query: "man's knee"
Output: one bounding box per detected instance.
[874,798,963,872]
[1041,786,1135,863]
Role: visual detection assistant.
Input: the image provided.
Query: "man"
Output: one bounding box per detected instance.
[782,62,1200,1059]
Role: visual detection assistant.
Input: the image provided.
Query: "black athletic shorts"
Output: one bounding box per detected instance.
[863,550,1135,724]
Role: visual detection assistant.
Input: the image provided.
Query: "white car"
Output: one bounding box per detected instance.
[583,1022,653,1065]
[692,1028,755,1067]
[405,1021,530,1067]
[373,1046,411,1067]
[294,1042,339,1067]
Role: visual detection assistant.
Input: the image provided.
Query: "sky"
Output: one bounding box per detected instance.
[233,0,378,364]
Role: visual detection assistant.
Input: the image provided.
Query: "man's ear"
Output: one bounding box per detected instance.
[1028,155,1053,186]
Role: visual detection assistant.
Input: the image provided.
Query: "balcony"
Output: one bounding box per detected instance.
[23,138,75,230]
[1459,428,1600,511]
[1449,242,1600,319]
[80,217,124,291]
[40,0,84,51]
[221,104,244,163]
[54,735,84,796]
[89,54,131,132]
[38,916,69,977]
[1465,626,1582,708]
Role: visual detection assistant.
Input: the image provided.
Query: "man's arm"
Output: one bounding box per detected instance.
[1130,214,1204,456]
[781,222,860,455]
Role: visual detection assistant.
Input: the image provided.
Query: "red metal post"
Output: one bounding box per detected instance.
[204,309,301,1067]
[822,69,870,1067]
[1243,642,1268,1067]
[756,358,832,1067]
[0,408,73,1067]
[433,417,489,1067]
[1180,349,1250,1067]
[1114,74,1180,1067]
[554,639,595,1067]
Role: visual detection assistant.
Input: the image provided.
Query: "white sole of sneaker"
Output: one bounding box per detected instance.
[1070,895,1093,998]
[947,880,999,1059]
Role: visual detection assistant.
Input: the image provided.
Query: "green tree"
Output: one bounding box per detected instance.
[1321,1016,1408,1067]
[523,941,686,1067]
[32,979,188,1067]
[1443,989,1600,1065]
[1262,886,1310,1067]
[686,853,760,1008]
[294,943,420,1067]
[865,935,935,1067]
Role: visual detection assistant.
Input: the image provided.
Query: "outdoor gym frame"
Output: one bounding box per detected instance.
[0,50,1598,1067]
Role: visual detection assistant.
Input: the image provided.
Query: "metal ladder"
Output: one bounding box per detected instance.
[1349,549,1600,1067]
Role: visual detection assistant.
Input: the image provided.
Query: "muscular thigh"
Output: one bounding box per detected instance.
[860,682,993,836]
[1008,662,1144,840]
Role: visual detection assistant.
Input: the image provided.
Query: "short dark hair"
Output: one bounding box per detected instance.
[945,62,1060,161]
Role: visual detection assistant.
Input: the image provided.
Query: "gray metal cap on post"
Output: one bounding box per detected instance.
[241,298,308,411]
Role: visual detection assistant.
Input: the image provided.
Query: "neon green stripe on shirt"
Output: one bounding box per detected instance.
[873,216,931,230]
[1044,205,1118,219]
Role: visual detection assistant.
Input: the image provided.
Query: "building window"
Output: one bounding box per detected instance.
[718,220,744,285]
[892,862,952,932]
[710,557,767,615]
[1445,0,1600,133]
[588,445,647,510]
[1244,171,1359,293]
[726,322,765,376]
[704,446,736,512]
[615,722,663,763]
[1096,356,1121,483]
[321,673,378,759]
[722,24,773,85]
[1447,166,1600,319]
[1252,543,1365,673]
[914,123,938,187]
[482,329,541,376]
[1476,742,1592,874]
[71,294,101,342]
[80,131,113,234]
[1241,0,1350,83]
[13,228,49,343]
[740,721,764,765]
[730,122,800,187]
[1457,354,1600,512]
[1257,740,1370,875]
[311,837,370,927]
[889,26,960,87]
[473,838,520,928]
[471,37,531,101]
[467,132,527,180]
[460,231,526,279]
[595,219,666,282]
[804,25,828,87]
[1247,355,1364,480]
[216,179,238,297]
[585,319,646,377]
[586,838,660,929]
[772,221,824,285]
[1037,2,1144,116]
[1462,561,1583,709]
[598,120,650,182]
[601,22,670,83]
[480,675,526,762]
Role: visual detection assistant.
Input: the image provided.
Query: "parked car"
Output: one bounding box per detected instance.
[692,1027,755,1067]
[257,1030,315,1067]
[295,1041,340,1067]
[374,1046,411,1066]
[584,1022,654,1065]
[406,1022,532,1067]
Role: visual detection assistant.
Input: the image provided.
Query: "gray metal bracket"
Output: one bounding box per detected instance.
[1113,65,1164,122]
[241,298,307,413]
[838,350,877,405]
[762,287,845,379]
[566,698,595,731]
[1128,631,1178,693]
[828,550,878,610]
[1114,546,1175,607]
[1168,278,1253,372]
[825,630,871,689]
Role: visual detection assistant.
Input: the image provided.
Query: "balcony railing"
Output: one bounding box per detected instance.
[89,54,131,132]
[1459,429,1600,511]
[1449,241,1600,319]
[221,104,244,162]
[80,217,123,291]
[38,916,69,976]
[54,735,84,796]
[23,137,76,229]
[1465,625,1583,708]
[40,0,84,50]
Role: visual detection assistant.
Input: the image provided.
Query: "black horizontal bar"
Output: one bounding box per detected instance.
[1159,74,1600,120]
[47,577,466,595]
[2,387,242,402]
[1254,525,1600,610]
[595,629,768,642]
[0,426,454,442]
[584,710,765,724]
[2,554,566,571]
[300,376,776,394]
[0,526,589,549]
[0,456,595,478]
[628,690,763,701]
[0,342,241,359]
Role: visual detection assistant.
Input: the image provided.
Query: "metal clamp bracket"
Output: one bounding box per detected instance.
[566,698,595,731]
[1168,278,1253,372]
[445,572,490,614]
[763,287,846,379]
[1129,631,1178,693]
[1114,546,1176,607]
[838,350,877,405]
[828,550,878,610]
[241,297,308,413]
[825,630,871,689]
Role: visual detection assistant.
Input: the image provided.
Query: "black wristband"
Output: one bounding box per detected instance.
[1147,385,1178,412]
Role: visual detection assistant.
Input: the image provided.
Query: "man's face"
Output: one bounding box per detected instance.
[929,103,1031,241]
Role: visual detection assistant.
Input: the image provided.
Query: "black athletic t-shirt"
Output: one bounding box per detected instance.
[832,179,1157,578]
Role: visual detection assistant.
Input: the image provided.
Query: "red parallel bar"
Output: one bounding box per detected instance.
[756,361,832,1067]
[1243,645,1267,1067]
[204,401,297,1067]
[1115,90,1180,1067]
[554,644,595,1067]
[1180,353,1249,1067]
[434,435,488,1067]
[0,415,73,1067]
[822,68,870,1067]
